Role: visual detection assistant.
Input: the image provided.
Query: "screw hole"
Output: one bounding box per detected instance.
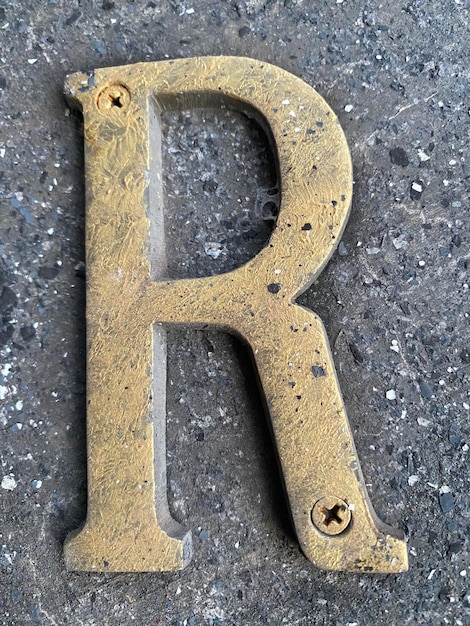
[97,84,130,115]
[109,94,123,108]
[320,503,346,527]
[311,496,351,536]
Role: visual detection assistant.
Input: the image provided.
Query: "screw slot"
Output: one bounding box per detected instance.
[109,94,123,108]
[97,84,131,115]
[311,496,351,536]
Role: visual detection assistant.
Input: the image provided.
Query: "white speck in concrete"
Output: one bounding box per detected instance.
[390,340,400,353]
[204,242,224,259]
[393,235,408,249]
[386,389,397,400]
[344,104,353,112]
[418,149,430,161]
[1,363,12,377]
[1,475,17,491]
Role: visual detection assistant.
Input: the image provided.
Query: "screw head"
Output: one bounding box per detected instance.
[97,83,131,115]
[311,496,351,536]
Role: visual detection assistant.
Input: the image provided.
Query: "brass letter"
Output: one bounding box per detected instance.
[64,57,407,573]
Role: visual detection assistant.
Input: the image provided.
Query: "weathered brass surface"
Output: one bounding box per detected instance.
[64,56,408,573]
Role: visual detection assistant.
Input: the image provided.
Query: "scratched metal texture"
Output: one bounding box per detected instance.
[62,57,406,574]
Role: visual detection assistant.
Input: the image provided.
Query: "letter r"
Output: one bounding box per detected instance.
[64,57,407,573]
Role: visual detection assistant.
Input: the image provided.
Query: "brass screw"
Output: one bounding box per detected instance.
[97,83,131,115]
[311,496,351,536]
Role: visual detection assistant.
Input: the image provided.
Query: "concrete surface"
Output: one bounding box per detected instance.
[0,0,469,624]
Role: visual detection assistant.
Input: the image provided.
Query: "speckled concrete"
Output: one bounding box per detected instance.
[1,1,469,624]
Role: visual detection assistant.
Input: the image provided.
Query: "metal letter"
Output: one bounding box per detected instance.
[64,57,408,573]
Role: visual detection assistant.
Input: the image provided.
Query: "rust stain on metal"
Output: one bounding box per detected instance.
[64,56,408,573]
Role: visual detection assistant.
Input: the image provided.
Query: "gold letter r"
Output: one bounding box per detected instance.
[64,57,407,574]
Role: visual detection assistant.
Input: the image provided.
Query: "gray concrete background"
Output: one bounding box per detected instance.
[1,1,469,624]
